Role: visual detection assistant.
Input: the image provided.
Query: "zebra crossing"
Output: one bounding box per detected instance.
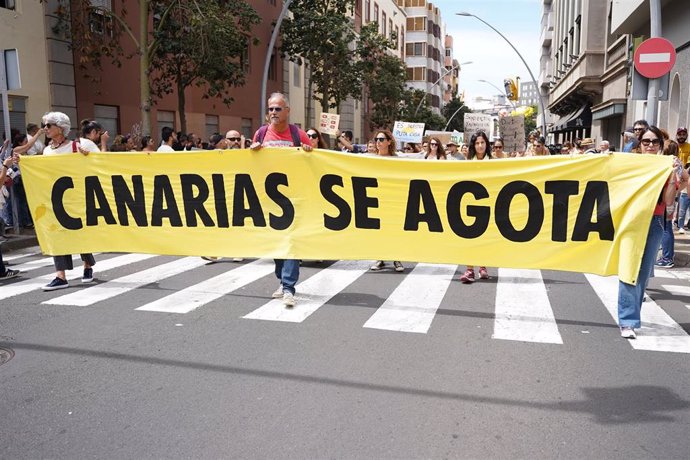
[3,247,690,353]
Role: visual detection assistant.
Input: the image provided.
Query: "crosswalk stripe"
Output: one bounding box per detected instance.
[136,259,275,313]
[492,268,563,344]
[11,255,80,273]
[43,257,208,306]
[660,284,690,297]
[2,248,42,262]
[0,253,155,301]
[363,263,456,333]
[585,274,690,353]
[243,260,371,323]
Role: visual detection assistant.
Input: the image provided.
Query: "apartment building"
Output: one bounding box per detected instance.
[519,80,540,107]
[398,0,447,114]
[0,1,52,136]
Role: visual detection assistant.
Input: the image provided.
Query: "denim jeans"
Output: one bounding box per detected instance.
[274,259,299,295]
[618,215,664,328]
[678,193,690,228]
[660,218,674,261]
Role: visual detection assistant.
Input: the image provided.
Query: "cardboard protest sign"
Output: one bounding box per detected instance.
[393,121,425,143]
[463,113,492,139]
[319,113,340,135]
[499,115,526,153]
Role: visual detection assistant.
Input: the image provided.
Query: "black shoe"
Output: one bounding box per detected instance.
[0,269,20,280]
[43,277,69,291]
[82,268,94,283]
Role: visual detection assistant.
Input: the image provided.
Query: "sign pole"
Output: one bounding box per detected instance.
[646,0,663,124]
[0,53,11,144]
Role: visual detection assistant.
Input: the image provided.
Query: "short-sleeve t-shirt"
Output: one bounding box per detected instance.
[79,137,101,153]
[43,140,78,156]
[252,124,310,147]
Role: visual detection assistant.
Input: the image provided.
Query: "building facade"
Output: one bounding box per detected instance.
[519,80,540,107]
[0,0,52,137]
[443,34,459,104]
[398,0,447,114]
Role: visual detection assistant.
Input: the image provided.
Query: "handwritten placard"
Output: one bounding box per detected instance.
[319,113,340,135]
[499,114,526,153]
[393,121,425,143]
[463,114,492,139]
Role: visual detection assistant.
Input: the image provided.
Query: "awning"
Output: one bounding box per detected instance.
[549,104,592,133]
[592,103,626,121]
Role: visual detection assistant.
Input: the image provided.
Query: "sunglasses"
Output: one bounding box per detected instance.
[44,123,53,128]
[307,133,319,139]
[493,145,504,149]
[640,138,661,146]
[375,137,388,142]
[226,137,241,141]
[267,107,283,112]
[633,128,644,131]
[430,142,438,146]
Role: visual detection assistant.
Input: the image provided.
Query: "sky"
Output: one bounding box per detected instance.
[431,0,542,108]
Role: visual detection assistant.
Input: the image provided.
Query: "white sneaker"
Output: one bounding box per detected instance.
[620,327,636,339]
[370,260,385,271]
[272,285,284,298]
[393,261,404,272]
[283,292,295,307]
[201,256,219,263]
[232,257,244,262]
[680,228,685,234]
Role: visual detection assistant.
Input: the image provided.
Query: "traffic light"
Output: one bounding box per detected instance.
[503,78,519,101]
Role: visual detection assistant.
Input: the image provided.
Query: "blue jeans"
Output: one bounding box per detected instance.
[274,259,299,295]
[660,218,674,261]
[618,215,664,328]
[678,193,690,228]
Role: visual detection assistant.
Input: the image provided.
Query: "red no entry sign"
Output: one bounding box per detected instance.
[634,37,676,79]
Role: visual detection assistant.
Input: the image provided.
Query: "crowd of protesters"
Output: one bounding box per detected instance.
[1,103,689,342]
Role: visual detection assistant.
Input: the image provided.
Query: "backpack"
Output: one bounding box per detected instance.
[255,124,302,147]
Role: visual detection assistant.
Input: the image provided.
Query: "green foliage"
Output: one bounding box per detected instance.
[523,104,539,138]
[442,97,471,132]
[397,89,447,130]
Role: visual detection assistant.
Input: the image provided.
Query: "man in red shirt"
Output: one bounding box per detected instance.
[250,93,312,308]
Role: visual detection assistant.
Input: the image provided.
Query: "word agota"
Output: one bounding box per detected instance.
[320,175,615,243]
[51,173,295,230]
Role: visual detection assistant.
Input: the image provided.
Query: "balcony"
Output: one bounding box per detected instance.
[540,12,553,47]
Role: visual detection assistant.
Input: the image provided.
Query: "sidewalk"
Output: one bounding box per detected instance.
[3,226,690,268]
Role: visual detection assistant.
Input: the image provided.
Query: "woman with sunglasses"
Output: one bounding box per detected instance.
[370,129,404,272]
[41,112,97,291]
[424,137,447,160]
[617,126,688,339]
[306,128,328,149]
[492,138,506,159]
[460,131,492,283]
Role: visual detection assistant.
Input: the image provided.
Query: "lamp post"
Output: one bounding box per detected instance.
[413,60,472,116]
[443,104,467,131]
[260,0,295,122]
[457,12,547,132]
[477,79,517,109]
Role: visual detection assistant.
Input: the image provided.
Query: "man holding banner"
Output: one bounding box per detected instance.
[251,93,312,308]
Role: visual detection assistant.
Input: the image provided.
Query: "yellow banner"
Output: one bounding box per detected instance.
[21,149,671,284]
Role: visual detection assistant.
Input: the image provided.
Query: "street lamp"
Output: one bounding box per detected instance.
[456,12,547,133]
[477,79,517,109]
[413,60,473,116]
[260,0,295,121]
[443,104,467,131]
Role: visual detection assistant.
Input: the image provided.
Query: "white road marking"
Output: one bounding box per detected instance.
[492,268,563,344]
[43,257,208,306]
[10,255,80,273]
[639,52,671,63]
[2,247,42,262]
[243,260,370,323]
[585,274,690,353]
[363,263,456,334]
[137,259,275,313]
[0,253,155,301]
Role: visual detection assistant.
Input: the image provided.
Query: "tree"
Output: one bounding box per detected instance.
[150,1,261,133]
[442,96,471,133]
[51,0,259,135]
[399,89,447,130]
[512,105,539,138]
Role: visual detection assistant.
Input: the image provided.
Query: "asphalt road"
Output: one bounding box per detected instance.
[1,248,689,459]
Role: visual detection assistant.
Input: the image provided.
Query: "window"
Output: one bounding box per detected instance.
[293,61,301,87]
[94,105,119,145]
[241,118,253,140]
[365,0,370,22]
[88,0,113,36]
[406,17,426,31]
[406,67,426,81]
[389,19,393,39]
[1,0,16,10]
[268,52,277,81]
[382,12,387,36]
[405,42,425,56]
[394,26,399,47]
[374,3,379,26]
[157,110,175,135]
[241,36,250,73]
[205,115,219,140]
[404,0,426,6]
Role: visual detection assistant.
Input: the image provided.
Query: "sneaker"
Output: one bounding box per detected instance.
[82,268,94,283]
[43,277,69,291]
[370,260,385,271]
[679,227,686,234]
[459,269,475,284]
[0,269,20,280]
[393,261,404,272]
[655,259,674,268]
[478,267,489,279]
[283,292,295,307]
[231,257,244,262]
[620,326,636,339]
[201,256,219,263]
[272,284,284,298]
